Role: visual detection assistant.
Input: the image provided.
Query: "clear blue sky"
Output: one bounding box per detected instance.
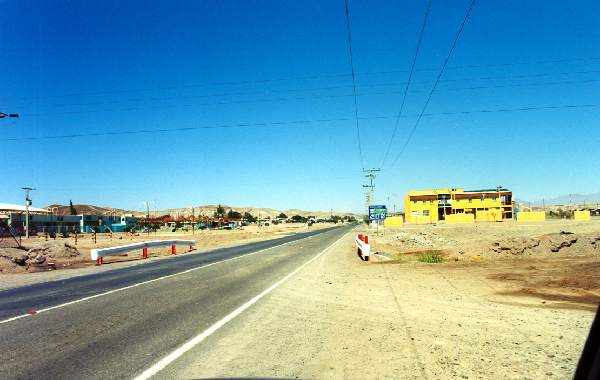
[1,0,599,213]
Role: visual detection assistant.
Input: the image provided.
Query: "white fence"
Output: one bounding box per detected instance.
[91,240,195,264]
[355,233,370,261]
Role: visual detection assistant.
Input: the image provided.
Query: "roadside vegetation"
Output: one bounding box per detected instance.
[417,252,444,263]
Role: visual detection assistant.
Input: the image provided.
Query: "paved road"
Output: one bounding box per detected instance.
[0,224,353,379]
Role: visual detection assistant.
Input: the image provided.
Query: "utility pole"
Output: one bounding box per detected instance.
[191,206,195,235]
[21,187,35,239]
[362,168,380,214]
[143,201,153,236]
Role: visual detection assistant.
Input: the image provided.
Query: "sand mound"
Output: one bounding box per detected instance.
[0,241,80,273]
[489,232,600,256]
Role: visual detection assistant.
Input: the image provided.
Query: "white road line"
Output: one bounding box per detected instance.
[0,235,317,325]
[133,231,349,380]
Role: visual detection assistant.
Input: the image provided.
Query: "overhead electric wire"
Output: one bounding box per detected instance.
[380,0,432,168]
[390,0,477,168]
[3,56,600,103]
[9,67,600,115]
[18,77,600,118]
[343,0,364,169]
[5,102,596,142]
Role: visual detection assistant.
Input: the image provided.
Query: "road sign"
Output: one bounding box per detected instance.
[368,205,387,221]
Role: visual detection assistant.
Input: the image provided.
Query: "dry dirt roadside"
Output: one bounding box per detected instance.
[157,230,594,380]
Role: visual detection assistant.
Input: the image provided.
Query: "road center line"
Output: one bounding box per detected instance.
[0,231,331,325]
[132,231,349,380]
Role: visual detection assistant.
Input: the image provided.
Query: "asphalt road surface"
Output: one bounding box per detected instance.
[0,224,353,379]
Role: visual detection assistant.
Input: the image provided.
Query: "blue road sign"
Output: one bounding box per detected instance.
[368,205,387,221]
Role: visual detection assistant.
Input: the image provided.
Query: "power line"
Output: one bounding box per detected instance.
[12,68,600,116]
[381,0,432,168]
[19,76,589,117]
[3,56,600,103]
[343,0,364,169]
[4,102,596,143]
[390,0,477,168]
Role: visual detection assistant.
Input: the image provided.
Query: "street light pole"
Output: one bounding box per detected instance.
[0,112,19,119]
[21,187,35,239]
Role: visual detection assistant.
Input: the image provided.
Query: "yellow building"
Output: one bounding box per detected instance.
[404,188,513,224]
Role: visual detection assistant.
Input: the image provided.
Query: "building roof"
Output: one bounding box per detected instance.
[465,188,511,193]
[0,203,51,214]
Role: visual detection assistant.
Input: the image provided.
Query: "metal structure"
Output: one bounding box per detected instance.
[21,187,35,238]
[362,168,380,215]
[91,239,195,265]
[368,205,387,221]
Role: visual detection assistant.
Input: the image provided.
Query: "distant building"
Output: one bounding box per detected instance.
[404,188,513,224]
[1,203,138,235]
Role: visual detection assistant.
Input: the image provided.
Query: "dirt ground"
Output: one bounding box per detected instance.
[370,219,600,313]
[0,223,335,276]
[166,229,594,380]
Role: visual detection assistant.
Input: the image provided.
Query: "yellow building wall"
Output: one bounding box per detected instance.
[516,211,545,222]
[445,213,475,224]
[411,215,435,224]
[383,216,404,227]
[574,210,591,221]
[475,209,503,222]
[404,188,511,224]
[404,198,438,224]
[453,197,503,210]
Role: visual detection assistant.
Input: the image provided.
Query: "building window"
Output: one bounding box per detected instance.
[492,197,497,201]
[423,210,430,216]
[413,201,417,205]
[411,211,420,216]
[430,200,433,204]
[468,197,472,203]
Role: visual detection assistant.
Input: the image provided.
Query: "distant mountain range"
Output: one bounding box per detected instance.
[518,192,600,207]
[47,203,356,218]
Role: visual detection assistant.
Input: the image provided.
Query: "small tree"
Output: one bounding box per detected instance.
[243,212,257,223]
[277,212,288,219]
[69,200,77,215]
[214,204,226,217]
[227,209,243,219]
[291,215,306,223]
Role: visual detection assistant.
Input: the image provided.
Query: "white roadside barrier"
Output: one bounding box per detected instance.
[91,240,196,265]
[355,233,370,261]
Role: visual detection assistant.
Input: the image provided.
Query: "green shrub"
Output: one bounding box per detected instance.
[417,253,444,263]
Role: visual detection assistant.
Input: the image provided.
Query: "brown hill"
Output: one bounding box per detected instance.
[46,204,133,216]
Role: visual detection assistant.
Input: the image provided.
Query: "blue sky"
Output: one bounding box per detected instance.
[1,0,599,213]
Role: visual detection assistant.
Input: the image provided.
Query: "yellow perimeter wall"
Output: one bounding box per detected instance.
[475,209,502,222]
[410,215,436,224]
[516,211,545,222]
[445,213,474,224]
[574,210,591,221]
[384,216,404,227]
